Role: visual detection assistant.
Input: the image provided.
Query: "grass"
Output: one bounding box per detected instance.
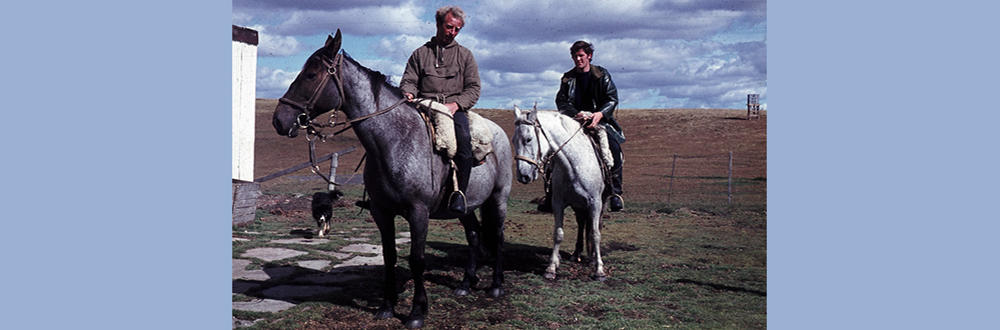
[234,185,766,329]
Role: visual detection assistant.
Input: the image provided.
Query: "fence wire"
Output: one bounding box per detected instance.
[630,152,766,205]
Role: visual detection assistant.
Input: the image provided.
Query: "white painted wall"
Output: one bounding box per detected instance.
[232,39,256,182]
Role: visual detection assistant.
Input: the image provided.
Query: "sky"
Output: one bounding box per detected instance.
[233,0,766,110]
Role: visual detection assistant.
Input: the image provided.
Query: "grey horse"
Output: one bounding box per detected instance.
[271,30,511,329]
[512,105,609,282]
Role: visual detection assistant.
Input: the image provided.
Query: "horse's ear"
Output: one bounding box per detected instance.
[325,29,342,53]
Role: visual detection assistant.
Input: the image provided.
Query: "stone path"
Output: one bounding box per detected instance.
[232,231,411,329]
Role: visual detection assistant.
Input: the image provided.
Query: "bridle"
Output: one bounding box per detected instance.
[275,50,406,185]
[513,115,586,177]
[513,117,548,176]
[278,52,347,136]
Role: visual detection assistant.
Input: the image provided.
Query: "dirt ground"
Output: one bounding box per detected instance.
[251,99,766,205]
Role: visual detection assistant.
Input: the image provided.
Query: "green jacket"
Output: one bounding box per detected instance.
[555,65,625,143]
[400,37,481,111]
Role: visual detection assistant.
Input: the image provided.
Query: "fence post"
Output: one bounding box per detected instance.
[328,153,339,191]
[728,151,733,204]
[668,154,676,203]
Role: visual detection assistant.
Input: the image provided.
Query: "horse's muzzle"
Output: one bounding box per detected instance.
[517,173,533,184]
[273,114,299,138]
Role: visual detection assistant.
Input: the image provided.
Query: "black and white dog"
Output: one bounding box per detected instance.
[311,190,344,237]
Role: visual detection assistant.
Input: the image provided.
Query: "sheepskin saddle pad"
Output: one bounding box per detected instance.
[574,111,614,167]
[413,98,494,163]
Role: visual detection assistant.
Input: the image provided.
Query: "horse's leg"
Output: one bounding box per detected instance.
[372,210,398,320]
[455,213,482,296]
[588,204,607,282]
[404,206,430,329]
[544,206,565,280]
[479,196,506,297]
[585,211,596,264]
[570,206,587,263]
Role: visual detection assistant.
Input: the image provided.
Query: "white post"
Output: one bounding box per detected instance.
[328,153,338,191]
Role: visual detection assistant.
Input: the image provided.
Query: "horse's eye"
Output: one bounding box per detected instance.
[305,72,317,80]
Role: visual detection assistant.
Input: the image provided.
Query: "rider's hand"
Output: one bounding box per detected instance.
[446,102,460,115]
[587,112,604,129]
[404,93,415,102]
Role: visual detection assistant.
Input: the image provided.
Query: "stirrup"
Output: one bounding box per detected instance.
[448,190,467,213]
[609,194,624,212]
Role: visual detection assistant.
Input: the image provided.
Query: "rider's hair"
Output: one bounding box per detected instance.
[570,41,594,56]
[435,6,466,26]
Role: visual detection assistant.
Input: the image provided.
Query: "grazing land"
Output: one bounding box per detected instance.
[234,99,766,329]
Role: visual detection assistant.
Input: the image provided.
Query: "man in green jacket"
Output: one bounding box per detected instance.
[546,40,626,212]
[400,5,481,214]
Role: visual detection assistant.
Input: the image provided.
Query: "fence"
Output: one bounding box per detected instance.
[634,152,766,205]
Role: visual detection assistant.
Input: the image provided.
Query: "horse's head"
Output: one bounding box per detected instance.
[512,104,549,184]
[272,30,346,138]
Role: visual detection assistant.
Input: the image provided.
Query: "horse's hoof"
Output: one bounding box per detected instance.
[375,308,394,319]
[488,287,505,298]
[454,287,472,296]
[543,272,557,280]
[593,275,607,282]
[404,318,424,329]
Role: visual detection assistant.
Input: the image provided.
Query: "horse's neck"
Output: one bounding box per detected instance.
[541,115,593,170]
[339,62,428,161]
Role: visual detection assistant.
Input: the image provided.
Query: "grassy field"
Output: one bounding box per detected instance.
[235,100,766,329]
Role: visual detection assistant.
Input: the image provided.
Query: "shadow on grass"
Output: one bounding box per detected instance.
[675,278,767,296]
[234,239,554,321]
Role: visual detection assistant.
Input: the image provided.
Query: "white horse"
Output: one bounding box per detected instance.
[512,105,609,281]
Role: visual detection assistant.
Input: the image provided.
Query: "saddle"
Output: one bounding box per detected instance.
[413,98,494,163]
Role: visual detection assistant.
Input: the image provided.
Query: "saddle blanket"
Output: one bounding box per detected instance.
[414,98,494,162]
[575,111,615,167]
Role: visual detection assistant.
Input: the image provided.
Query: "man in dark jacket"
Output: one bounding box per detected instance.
[400,5,481,214]
[546,40,626,212]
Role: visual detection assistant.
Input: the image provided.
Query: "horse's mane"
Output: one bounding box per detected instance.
[302,47,403,104]
[340,51,401,103]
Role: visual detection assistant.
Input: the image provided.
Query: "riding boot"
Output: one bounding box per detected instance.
[449,111,473,214]
[608,139,624,212]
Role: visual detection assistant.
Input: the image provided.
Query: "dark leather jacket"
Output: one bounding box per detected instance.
[555,65,625,143]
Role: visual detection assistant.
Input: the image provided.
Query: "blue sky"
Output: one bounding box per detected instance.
[233,0,767,110]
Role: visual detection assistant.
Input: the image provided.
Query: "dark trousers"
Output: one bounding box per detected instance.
[608,138,623,196]
[454,111,473,192]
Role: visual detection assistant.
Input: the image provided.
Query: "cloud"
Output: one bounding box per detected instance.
[254,26,304,57]
[256,66,299,99]
[235,0,768,109]
[270,3,428,37]
[470,0,762,43]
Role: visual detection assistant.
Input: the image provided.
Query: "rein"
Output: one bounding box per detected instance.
[514,116,586,176]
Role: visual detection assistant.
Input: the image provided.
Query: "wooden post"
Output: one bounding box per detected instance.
[328,153,339,191]
[747,94,760,120]
[727,151,733,204]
